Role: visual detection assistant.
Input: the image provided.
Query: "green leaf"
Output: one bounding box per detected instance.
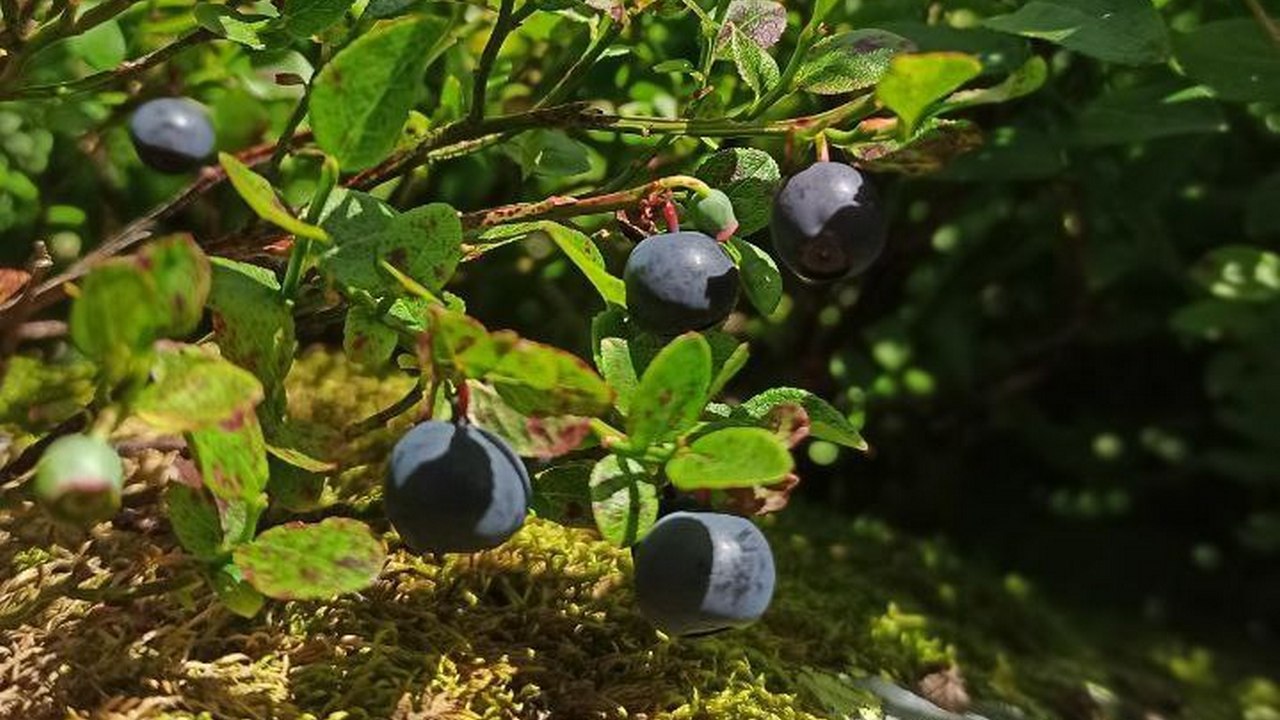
[186,409,270,503]
[878,22,1033,77]
[0,356,95,428]
[1173,19,1280,103]
[193,4,279,50]
[876,52,982,135]
[134,346,265,434]
[504,130,592,178]
[1073,82,1227,146]
[467,381,592,459]
[379,203,462,294]
[984,0,1170,65]
[318,188,397,243]
[66,20,126,70]
[715,0,786,52]
[597,337,640,415]
[210,563,266,618]
[310,16,451,171]
[138,235,212,338]
[234,518,385,600]
[740,387,867,449]
[70,261,163,384]
[666,427,794,490]
[846,117,983,175]
[531,462,595,527]
[728,237,781,316]
[795,29,914,95]
[706,331,749,399]
[281,0,355,38]
[165,483,225,561]
[626,332,713,450]
[344,304,399,370]
[208,258,296,415]
[425,308,614,417]
[1191,246,1280,303]
[589,454,659,546]
[942,55,1048,111]
[729,24,781,99]
[220,153,329,241]
[695,147,781,236]
[478,222,626,306]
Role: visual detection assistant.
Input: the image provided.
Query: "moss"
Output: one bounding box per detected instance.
[0,350,1271,719]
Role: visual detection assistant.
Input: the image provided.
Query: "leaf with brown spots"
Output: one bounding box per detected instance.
[531,462,595,528]
[467,381,592,459]
[134,344,265,434]
[626,332,712,450]
[186,409,270,503]
[233,518,386,601]
[137,234,211,338]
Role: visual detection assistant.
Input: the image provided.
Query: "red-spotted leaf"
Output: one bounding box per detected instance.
[626,332,712,450]
[134,345,265,434]
[136,234,211,337]
[186,410,270,503]
[467,381,592,459]
[233,518,386,600]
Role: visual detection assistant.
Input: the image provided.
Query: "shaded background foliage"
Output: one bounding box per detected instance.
[1,0,1277,682]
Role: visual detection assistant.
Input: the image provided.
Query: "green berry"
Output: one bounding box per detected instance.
[34,434,125,524]
[690,189,739,241]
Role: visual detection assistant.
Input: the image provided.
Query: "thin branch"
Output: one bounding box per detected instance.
[537,16,623,108]
[468,0,521,125]
[0,29,214,101]
[460,174,713,229]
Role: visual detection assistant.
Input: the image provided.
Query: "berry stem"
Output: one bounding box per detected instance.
[663,199,681,232]
[452,380,472,422]
[461,175,712,229]
[815,132,830,163]
[87,405,120,442]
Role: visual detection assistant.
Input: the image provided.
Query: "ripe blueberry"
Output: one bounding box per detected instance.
[770,162,887,283]
[384,421,532,554]
[128,98,216,174]
[34,434,125,524]
[623,231,740,336]
[632,511,776,636]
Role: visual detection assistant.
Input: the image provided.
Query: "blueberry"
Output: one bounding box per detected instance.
[384,421,532,554]
[632,511,776,636]
[34,434,125,524]
[624,231,740,336]
[128,98,216,174]
[770,162,887,283]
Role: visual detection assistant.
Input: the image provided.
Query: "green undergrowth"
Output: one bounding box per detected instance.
[0,350,1273,719]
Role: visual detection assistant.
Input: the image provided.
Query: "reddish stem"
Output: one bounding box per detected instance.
[662,199,680,233]
[453,380,472,422]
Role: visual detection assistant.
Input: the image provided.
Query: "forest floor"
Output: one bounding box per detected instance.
[0,350,1275,720]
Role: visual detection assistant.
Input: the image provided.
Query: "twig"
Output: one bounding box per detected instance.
[460,174,713,229]
[468,0,521,125]
[347,382,426,437]
[0,29,215,101]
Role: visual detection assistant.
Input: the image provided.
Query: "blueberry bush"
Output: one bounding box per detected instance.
[0,0,1277,715]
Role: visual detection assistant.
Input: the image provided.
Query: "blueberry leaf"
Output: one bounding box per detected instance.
[695,147,780,236]
[728,24,781,99]
[193,4,278,50]
[139,234,212,339]
[379,203,462,295]
[845,118,983,175]
[134,345,265,434]
[876,52,982,135]
[208,258,296,419]
[467,381,592,459]
[0,355,95,428]
[984,0,1169,66]
[715,0,786,54]
[1172,19,1280,103]
[728,237,782,316]
[739,387,867,450]
[344,304,399,370]
[280,0,355,38]
[165,483,225,561]
[590,454,659,546]
[219,153,329,240]
[706,330,750,399]
[210,563,266,618]
[70,261,164,384]
[503,129,592,178]
[665,426,794,490]
[942,55,1048,111]
[186,410,270,503]
[626,332,712,450]
[310,16,451,170]
[795,29,915,95]
[597,337,640,415]
[531,461,595,527]
[233,518,386,600]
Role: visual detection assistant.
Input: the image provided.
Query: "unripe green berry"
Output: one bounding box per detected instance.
[34,434,125,524]
[690,189,739,241]
[47,231,83,266]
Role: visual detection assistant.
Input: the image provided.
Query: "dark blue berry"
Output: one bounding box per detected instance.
[624,231,740,336]
[632,511,776,636]
[385,421,532,554]
[770,162,887,283]
[129,98,216,174]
